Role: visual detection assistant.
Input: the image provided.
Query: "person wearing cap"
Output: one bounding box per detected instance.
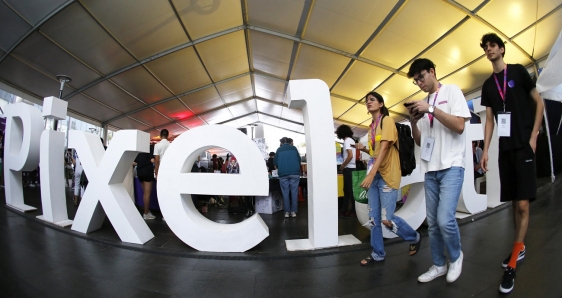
[274,137,301,218]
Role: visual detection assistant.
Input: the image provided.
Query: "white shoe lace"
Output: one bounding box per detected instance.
[425,265,444,277]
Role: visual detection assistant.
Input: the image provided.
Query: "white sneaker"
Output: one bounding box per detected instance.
[290,212,297,218]
[285,212,289,218]
[143,212,155,220]
[418,265,447,283]
[446,251,463,283]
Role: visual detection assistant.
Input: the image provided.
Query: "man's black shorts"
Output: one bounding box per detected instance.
[138,174,155,183]
[498,144,537,202]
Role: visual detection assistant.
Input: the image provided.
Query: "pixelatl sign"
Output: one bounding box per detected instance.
[2,80,485,252]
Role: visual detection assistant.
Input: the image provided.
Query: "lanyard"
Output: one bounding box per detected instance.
[426,83,442,128]
[368,114,382,155]
[493,64,507,111]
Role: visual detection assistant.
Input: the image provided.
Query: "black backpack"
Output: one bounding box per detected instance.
[381,116,416,176]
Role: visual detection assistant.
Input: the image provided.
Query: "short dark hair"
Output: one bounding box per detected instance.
[287,138,293,144]
[407,58,436,78]
[280,137,288,144]
[335,124,354,140]
[160,129,169,138]
[480,33,505,57]
[269,152,275,157]
[365,91,389,117]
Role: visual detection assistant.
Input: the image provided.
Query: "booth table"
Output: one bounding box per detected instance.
[268,177,307,193]
[256,177,308,214]
[134,176,336,212]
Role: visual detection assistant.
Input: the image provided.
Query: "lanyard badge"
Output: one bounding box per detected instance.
[493,65,511,137]
[493,65,507,112]
[368,115,382,156]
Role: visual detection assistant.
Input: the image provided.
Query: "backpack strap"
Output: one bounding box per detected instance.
[381,115,399,151]
[393,122,399,151]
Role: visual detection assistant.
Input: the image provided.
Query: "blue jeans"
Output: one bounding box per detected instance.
[368,173,418,260]
[424,166,464,266]
[279,175,300,212]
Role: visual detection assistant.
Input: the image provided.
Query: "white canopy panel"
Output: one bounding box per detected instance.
[0,0,561,139]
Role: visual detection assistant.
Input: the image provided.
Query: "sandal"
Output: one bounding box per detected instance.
[360,256,377,266]
[409,232,422,256]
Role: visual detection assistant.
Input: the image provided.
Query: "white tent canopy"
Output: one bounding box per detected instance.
[0,0,561,139]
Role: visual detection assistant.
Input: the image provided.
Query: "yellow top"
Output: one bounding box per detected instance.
[368,116,401,189]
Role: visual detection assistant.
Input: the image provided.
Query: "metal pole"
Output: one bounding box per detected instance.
[55,75,72,131]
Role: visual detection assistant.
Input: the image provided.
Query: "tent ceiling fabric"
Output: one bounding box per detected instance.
[1,0,561,139]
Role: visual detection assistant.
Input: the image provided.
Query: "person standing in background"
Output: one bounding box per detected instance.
[64,149,74,188]
[472,141,484,181]
[0,129,4,188]
[72,149,82,205]
[154,129,170,180]
[336,124,356,218]
[274,137,301,218]
[153,129,170,221]
[134,145,155,220]
[266,152,276,173]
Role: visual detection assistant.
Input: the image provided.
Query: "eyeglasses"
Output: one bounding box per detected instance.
[412,71,427,85]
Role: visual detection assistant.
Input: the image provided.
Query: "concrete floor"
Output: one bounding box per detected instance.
[1,176,560,297]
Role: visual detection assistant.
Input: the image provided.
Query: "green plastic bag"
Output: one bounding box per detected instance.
[352,170,368,204]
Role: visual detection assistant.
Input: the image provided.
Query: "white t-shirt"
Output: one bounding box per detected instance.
[154,139,170,160]
[416,84,471,173]
[342,137,356,169]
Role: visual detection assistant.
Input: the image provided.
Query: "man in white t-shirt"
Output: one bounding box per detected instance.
[154,129,170,180]
[154,129,170,222]
[336,124,356,217]
[405,58,471,284]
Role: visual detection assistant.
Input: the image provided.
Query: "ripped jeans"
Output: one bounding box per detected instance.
[368,173,418,260]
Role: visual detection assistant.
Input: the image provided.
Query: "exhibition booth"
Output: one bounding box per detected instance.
[133,175,310,215]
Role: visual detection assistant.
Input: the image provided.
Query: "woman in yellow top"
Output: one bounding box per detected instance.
[356,91,422,266]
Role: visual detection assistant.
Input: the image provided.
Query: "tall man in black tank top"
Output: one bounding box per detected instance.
[479,33,544,294]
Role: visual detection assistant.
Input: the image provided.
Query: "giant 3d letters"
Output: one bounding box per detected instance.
[4,80,491,252]
[69,129,154,244]
[157,125,269,252]
[285,79,361,250]
[4,102,42,212]
[37,97,73,227]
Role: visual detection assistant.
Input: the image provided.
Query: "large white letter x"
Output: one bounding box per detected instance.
[69,130,154,244]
